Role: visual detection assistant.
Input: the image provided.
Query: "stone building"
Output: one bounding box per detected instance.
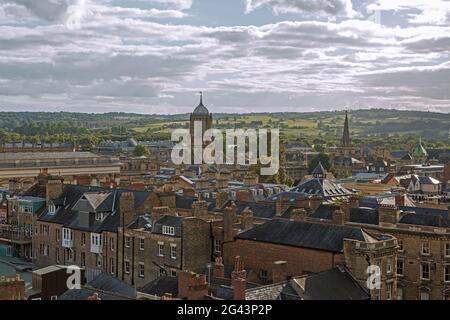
[33,183,157,282]
[309,196,450,300]
[118,208,212,288]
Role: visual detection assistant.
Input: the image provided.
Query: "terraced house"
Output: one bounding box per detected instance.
[34,182,155,281]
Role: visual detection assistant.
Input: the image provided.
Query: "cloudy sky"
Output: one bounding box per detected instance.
[0,0,449,114]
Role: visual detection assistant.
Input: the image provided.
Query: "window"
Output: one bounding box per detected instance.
[110,238,115,251]
[259,270,268,283]
[81,233,86,246]
[387,258,392,274]
[91,233,102,247]
[397,260,404,276]
[139,238,145,251]
[214,239,221,254]
[170,270,177,277]
[162,226,175,236]
[110,258,115,275]
[445,243,450,257]
[420,290,430,300]
[96,255,102,267]
[125,260,130,274]
[386,283,392,300]
[48,205,56,214]
[422,242,430,255]
[56,229,61,242]
[139,263,145,278]
[421,263,430,280]
[55,248,60,263]
[95,212,104,221]
[398,240,403,252]
[125,236,131,248]
[397,287,403,300]
[445,265,450,283]
[170,245,177,260]
[66,249,73,261]
[51,296,57,301]
[158,243,164,257]
[159,268,166,277]
[80,252,85,268]
[62,228,72,241]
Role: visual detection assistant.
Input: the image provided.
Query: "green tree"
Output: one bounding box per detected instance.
[308,153,332,174]
[133,144,150,157]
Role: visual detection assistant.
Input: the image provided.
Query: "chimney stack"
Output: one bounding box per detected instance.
[290,208,307,221]
[231,256,247,300]
[223,202,237,241]
[332,209,346,225]
[215,191,229,209]
[178,271,209,300]
[46,176,64,204]
[120,192,135,226]
[192,197,208,220]
[213,257,225,279]
[240,207,254,230]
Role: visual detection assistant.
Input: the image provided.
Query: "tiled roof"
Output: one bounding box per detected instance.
[139,276,178,297]
[291,178,353,198]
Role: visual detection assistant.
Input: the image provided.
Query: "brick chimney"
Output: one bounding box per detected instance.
[215,191,229,209]
[152,206,171,223]
[120,192,135,226]
[240,207,254,230]
[178,271,209,300]
[213,256,225,279]
[183,188,196,198]
[290,208,307,221]
[276,195,290,215]
[378,204,401,226]
[395,194,405,207]
[236,190,251,202]
[349,195,359,209]
[332,209,345,225]
[243,175,259,186]
[158,186,176,208]
[216,177,229,189]
[271,261,288,283]
[46,176,64,204]
[231,256,247,300]
[223,202,237,241]
[195,178,209,190]
[192,197,208,220]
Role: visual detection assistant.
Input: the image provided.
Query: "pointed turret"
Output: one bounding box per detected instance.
[341,111,351,147]
[312,161,326,179]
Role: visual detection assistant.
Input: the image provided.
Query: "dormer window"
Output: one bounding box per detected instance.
[48,204,56,214]
[162,225,175,236]
[95,212,105,221]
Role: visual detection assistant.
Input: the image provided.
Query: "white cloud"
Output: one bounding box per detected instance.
[245,0,356,17]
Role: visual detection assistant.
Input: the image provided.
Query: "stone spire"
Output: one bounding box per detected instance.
[341,110,351,147]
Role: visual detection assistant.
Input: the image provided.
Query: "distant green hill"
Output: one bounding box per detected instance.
[0,109,449,150]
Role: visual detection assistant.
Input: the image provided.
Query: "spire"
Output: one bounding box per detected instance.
[199,91,203,106]
[341,110,351,147]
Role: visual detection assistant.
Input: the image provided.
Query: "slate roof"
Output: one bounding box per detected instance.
[399,212,450,228]
[310,204,339,220]
[237,202,277,219]
[236,219,367,253]
[293,267,369,300]
[291,178,353,198]
[138,276,178,297]
[350,208,379,225]
[38,185,151,233]
[59,273,136,300]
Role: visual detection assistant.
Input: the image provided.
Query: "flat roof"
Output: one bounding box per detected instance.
[0,152,100,161]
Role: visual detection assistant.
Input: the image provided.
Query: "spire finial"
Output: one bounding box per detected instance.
[199,91,203,105]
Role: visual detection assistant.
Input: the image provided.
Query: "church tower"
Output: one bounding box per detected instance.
[189,92,213,163]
